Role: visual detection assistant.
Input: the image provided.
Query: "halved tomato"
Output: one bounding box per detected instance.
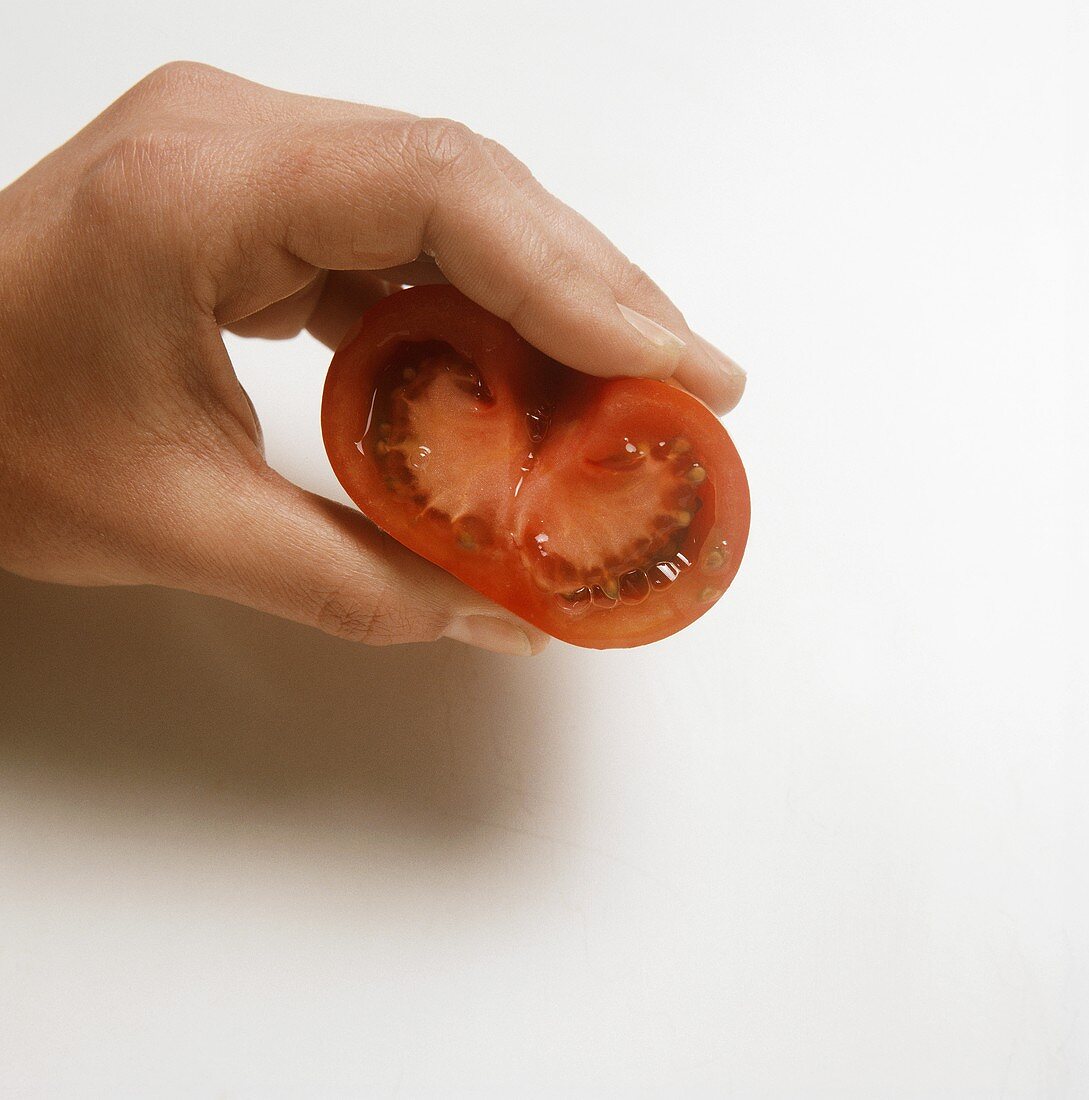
[321,285,749,648]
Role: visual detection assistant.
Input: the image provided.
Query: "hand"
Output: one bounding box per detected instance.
[0,61,746,655]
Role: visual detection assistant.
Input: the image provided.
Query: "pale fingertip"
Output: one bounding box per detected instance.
[695,334,747,414]
[442,614,548,656]
[720,367,747,414]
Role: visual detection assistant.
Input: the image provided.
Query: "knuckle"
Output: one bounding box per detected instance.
[262,128,326,197]
[261,125,400,264]
[401,116,482,178]
[130,60,237,105]
[539,241,582,285]
[314,588,381,643]
[480,136,534,186]
[618,261,667,305]
[310,580,408,646]
[72,130,199,227]
[506,238,582,326]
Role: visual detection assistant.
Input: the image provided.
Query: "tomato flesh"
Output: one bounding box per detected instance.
[321,285,749,648]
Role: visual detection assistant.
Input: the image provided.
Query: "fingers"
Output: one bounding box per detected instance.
[690,333,747,413]
[146,447,549,656]
[250,114,735,404]
[479,138,747,413]
[115,66,743,409]
[220,270,331,340]
[222,270,394,352]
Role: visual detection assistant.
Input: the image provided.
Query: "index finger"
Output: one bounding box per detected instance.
[247,110,741,411]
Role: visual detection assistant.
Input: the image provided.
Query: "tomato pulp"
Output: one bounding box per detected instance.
[321,285,749,648]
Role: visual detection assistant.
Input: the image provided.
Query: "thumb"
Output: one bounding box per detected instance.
[148,451,548,656]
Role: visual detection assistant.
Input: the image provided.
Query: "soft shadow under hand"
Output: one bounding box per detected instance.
[0,570,564,854]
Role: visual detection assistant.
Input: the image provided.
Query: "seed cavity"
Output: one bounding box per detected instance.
[650,561,681,588]
[516,418,716,617]
[619,569,650,605]
[555,554,693,612]
[590,438,650,472]
[556,587,592,614]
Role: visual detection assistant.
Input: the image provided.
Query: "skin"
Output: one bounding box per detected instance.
[0,61,745,656]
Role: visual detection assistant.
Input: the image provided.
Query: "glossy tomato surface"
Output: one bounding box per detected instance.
[321,285,749,648]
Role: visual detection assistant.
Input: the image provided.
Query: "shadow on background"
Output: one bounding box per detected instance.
[0,570,567,855]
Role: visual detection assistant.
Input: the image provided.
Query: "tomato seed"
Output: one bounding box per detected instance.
[703,549,726,571]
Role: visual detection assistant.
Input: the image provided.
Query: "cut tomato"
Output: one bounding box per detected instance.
[321,285,749,648]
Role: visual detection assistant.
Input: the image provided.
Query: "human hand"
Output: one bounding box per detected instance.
[0,61,745,655]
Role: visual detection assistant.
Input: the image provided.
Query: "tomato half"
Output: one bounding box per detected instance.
[321,285,749,649]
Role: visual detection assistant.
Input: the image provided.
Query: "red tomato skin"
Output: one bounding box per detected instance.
[322,285,749,649]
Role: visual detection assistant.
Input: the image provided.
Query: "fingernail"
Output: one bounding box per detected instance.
[442,615,535,656]
[239,384,266,456]
[617,304,686,353]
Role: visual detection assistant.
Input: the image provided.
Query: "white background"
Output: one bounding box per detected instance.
[1,2,1085,1096]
